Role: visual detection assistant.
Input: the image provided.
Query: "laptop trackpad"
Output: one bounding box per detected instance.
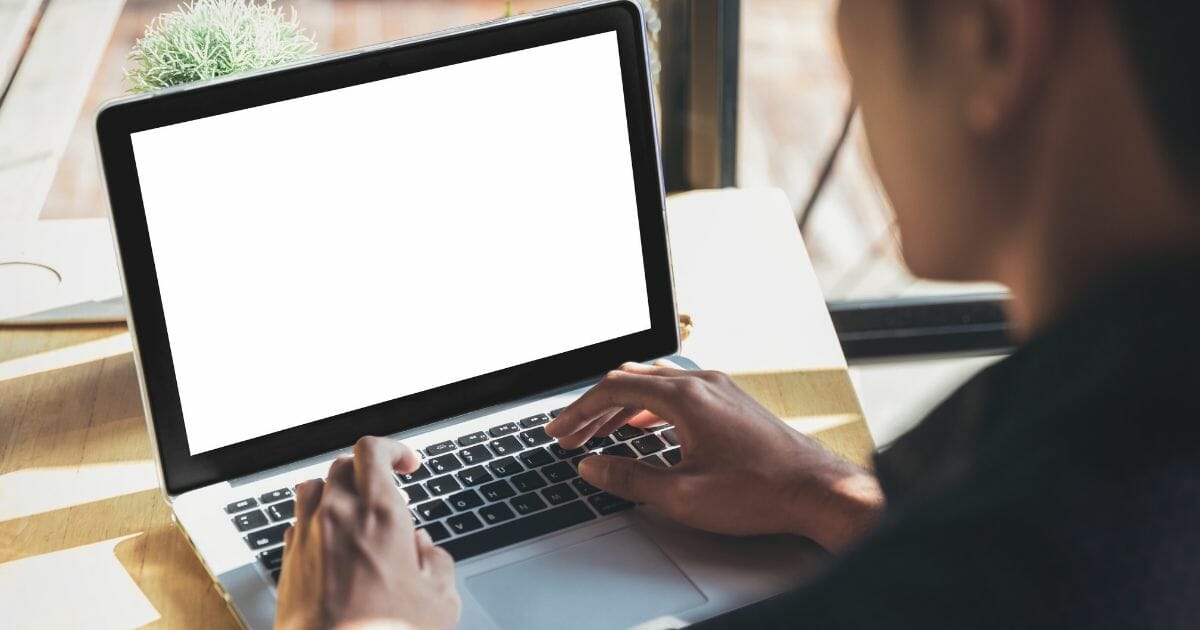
[466,527,707,629]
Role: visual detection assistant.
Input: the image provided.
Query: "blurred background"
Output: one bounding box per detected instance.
[4,0,1008,358]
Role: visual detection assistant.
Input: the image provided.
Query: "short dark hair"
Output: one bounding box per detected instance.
[1109,3,1200,176]
[903,2,1200,176]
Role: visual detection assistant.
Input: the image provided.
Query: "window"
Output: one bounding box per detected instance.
[657,0,1012,358]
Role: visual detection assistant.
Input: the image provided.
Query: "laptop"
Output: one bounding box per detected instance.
[95,1,817,627]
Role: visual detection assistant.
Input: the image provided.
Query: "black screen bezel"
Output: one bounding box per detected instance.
[96,1,677,496]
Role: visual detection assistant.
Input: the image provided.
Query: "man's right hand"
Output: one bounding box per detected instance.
[545,362,884,552]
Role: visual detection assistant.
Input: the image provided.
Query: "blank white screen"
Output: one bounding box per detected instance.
[130,32,651,455]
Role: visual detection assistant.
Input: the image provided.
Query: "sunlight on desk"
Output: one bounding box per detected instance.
[0,331,130,382]
[0,534,160,628]
[0,460,157,522]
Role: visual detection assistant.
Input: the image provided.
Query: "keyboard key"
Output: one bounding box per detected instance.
[660,428,680,446]
[602,443,638,458]
[518,427,554,448]
[428,454,463,474]
[458,431,489,447]
[425,440,456,457]
[487,456,524,477]
[571,477,601,496]
[541,483,578,505]
[549,444,586,459]
[489,435,522,456]
[416,499,452,522]
[258,547,284,571]
[519,413,551,428]
[613,425,644,441]
[479,502,516,525]
[588,492,635,515]
[511,470,548,493]
[267,500,295,522]
[511,492,548,515]
[419,521,451,542]
[225,498,258,514]
[571,453,595,468]
[541,461,577,483]
[549,407,568,418]
[399,464,432,484]
[440,502,595,561]
[480,479,516,502]
[260,488,293,504]
[245,523,289,550]
[488,422,521,438]
[631,434,666,455]
[427,475,462,496]
[402,484,429,503]
[584,436,615,450]
[271,569,281,583]
[446,512,484,535]
[448,490,484,512]
[233,510,269,532]
[458,444,494,466]
[410,509,419,525]
[662,448,682,466]
[641,454,667,468]
[518,447,554,469]
[456,466,494,487]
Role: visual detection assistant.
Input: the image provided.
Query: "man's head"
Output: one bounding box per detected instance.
[835,0,1200,287]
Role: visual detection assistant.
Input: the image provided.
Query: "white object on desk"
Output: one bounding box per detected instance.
[0,0,127,324]
[666,187,847,374]
[0,219,123,322]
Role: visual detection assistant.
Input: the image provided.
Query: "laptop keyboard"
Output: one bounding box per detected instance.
[223,407,682,583]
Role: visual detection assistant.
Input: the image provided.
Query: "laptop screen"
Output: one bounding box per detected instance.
[129,32,651,455]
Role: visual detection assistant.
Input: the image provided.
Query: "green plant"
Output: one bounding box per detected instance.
[125,0,317,93]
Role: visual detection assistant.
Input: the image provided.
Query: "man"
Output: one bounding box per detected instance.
[276,0,1200,627]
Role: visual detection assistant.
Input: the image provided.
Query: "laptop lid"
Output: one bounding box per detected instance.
[95,0,676,497]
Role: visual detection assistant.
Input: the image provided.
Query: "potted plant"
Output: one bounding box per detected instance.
[125,0,317,93]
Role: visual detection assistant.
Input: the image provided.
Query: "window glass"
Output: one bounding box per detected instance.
[737,0,1006,301]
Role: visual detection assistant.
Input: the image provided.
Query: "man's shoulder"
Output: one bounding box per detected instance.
[747,451,1200,630]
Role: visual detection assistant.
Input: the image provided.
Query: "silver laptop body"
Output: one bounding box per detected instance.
[96,2,819,627]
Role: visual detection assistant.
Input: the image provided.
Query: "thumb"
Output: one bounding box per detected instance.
[579,455,672,504]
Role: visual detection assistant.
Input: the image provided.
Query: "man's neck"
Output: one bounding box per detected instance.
[1002,228,1200,339]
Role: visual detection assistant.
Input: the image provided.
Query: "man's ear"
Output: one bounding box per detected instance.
[959,0,1054,134]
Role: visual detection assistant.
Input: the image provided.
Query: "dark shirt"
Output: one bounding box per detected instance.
[700,258,1200,629]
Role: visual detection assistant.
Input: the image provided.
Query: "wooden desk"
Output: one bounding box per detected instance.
[0,324,241,628]
[0,189,873,628]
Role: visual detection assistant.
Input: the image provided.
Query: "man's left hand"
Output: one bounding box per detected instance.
[275,436,460,630]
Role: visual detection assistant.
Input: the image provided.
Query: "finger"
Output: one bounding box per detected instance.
[592,407,645,440]
[627,409,668,429]
[414,527,439,572]
[326,455,356,492]
[294,478,325,526]
[554,408,622,450]
[417,532,456,582]
[353,436,420,503]
[623,361,694,377]
[315,480,360,527]
[546,368,681,442]
[578,455,674,504]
